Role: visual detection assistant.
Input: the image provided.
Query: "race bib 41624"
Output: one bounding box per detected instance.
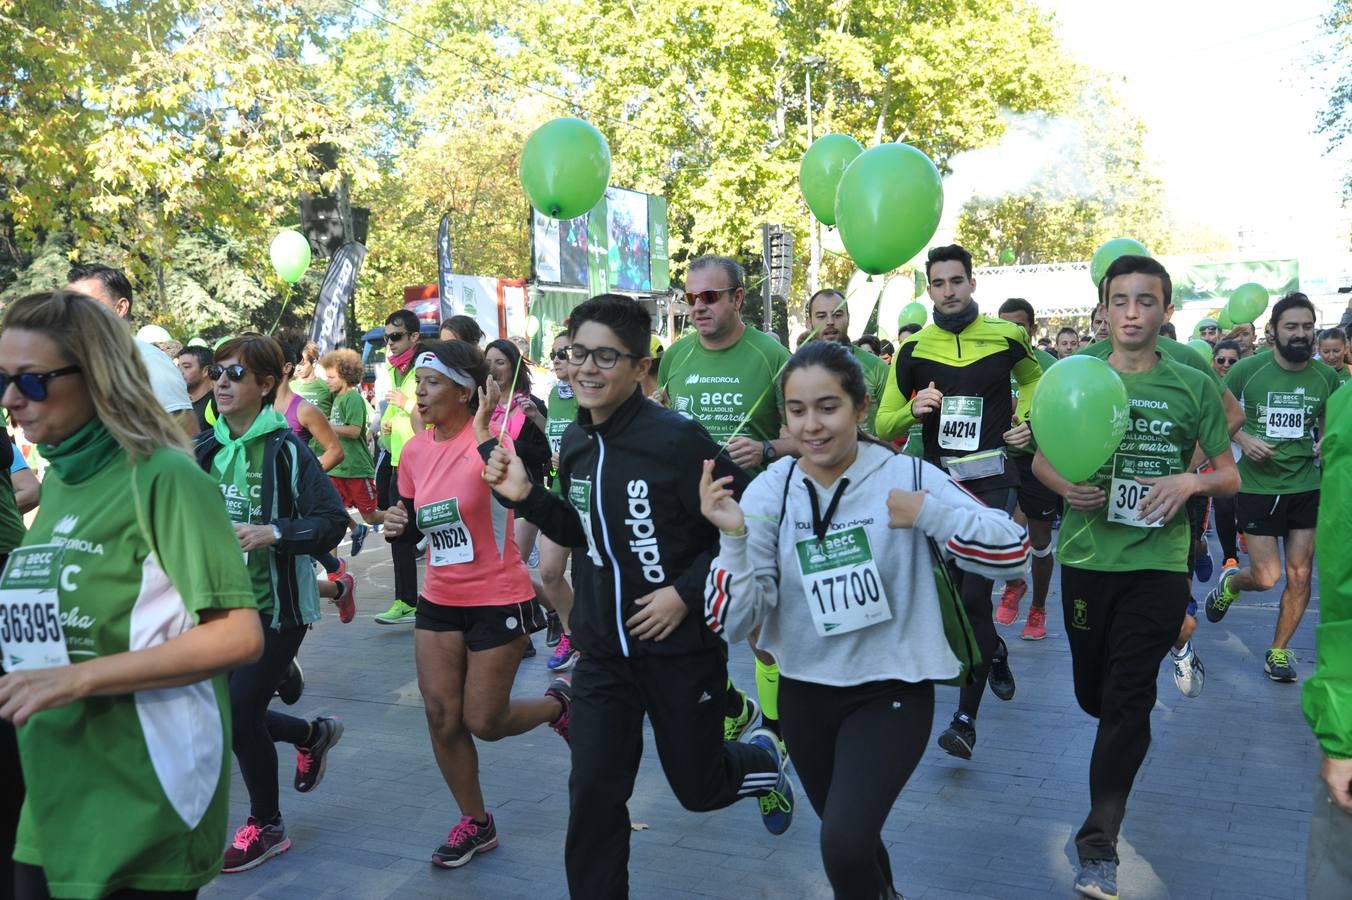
[417,499,475,566]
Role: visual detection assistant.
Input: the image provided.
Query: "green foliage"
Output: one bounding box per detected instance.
[955,81,1174,265]
[1320,0,1352,199]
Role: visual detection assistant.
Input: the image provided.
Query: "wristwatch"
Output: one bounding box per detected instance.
[271,524,283,543]
[762,440,777,463]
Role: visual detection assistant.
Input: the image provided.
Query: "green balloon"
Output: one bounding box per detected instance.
[1187,339,1213,362]
[1227,282,1269,325]
[799,133,863,227]
[1030,356,1131,483]
[1218,307,1235,331]
[519,117,612,220]
[999,247,1016,266]
[898,301,927,329]
[1089,237,1149,288]
[269,230,312,284]
[834,143,943,276]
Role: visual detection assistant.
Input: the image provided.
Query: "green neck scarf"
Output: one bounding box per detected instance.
[40,417,122,485]
[211,406,288,505]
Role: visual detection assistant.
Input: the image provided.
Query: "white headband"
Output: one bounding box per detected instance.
[415,352,476,388]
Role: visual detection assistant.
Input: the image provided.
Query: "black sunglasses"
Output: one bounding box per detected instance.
[683,288,735,307]
[0,366,82,402]
[207,363,249,382]
[1213,357,1238,367]
[550,350,570,362]
[383,331,409,344]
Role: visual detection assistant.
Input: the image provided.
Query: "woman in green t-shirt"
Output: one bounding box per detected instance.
[0,291,263,899]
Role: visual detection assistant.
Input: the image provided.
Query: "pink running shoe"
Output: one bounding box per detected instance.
[995,580,1027,626]
[333,572,356,624]
[221,817,290,873]
[1021,606,1047,641]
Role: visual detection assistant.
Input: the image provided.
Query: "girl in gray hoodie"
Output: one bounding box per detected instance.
[700,341,1029,899]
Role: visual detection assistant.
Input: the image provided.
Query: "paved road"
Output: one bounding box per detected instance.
[202,532,1320,899]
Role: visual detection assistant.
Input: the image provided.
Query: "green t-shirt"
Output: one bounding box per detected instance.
[1225,355,1340,495]
[849,344,889,435]
[1078,334,1223,391]
[658,325,790,471]
[1008,347,1059,456]
[292,377,333,417]
[1056,355,1230,574]
[212,439,272,612]
[6,447,254,898]
[326,389,375,479]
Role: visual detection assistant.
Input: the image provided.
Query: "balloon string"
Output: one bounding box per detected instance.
[496,358,522,443]
[267,282,295,335]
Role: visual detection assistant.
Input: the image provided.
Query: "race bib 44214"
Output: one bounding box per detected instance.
[939,396,982,451]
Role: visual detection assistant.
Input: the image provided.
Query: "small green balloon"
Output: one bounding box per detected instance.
[1089,237,1149,288]
[270,230,312,284]
[519,117,612,220]
[1218,307,1235,331]
[799,134,863,227]
[835,143,944,276]
[1227,282,1269,325]
[1030,356,1131,483]
[1187,339,1213,362]
[898,301,927,329]
[999,247,1016,266]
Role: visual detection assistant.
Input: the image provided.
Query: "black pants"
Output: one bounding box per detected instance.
[376,449,418,604]
[1061,566,1188,863]
[1214,493,1239,561]
[228,614,311,821]
[564,649,779,898]
[15,862,198,899]
[780,677,934,900]
[957,485,1016,718]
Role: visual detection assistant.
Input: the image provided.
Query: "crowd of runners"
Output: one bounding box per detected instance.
[0,247,1348,899]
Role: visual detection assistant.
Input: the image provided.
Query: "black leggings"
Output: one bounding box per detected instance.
[779,677,935,900]
[958,485,1016,718]
[228,615,311,822]
[376,450,418,604]
[1213,493,1239,561]
[15,862,198,899]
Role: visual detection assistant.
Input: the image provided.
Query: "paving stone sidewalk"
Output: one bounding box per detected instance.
[203,535,1321,899]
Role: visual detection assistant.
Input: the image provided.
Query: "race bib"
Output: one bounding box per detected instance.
[417,499,474,566]
[794,527,892,637]
[0,544,71,671]
[568,478,604,566]
[547,418,569,455]
[938,396,982,451]
[1107,454,1178,529]
[1265,391,1305,439]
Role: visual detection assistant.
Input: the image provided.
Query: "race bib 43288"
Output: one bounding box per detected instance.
[1265,391,1305,440]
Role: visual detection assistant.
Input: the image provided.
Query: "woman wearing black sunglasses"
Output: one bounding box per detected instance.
[191,334,350,875]
[0,291,264,899]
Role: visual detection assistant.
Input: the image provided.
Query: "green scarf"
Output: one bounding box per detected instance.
[211,406,288,512]
[40,417,122,485]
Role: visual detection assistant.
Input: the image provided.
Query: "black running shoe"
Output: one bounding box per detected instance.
[988,640,1016,701]
[276,659,304,706]
[938,713,976,760]
[432,813,498,868]
[294,716,344,793]
[545,611,562,648]
[523,638,536,659]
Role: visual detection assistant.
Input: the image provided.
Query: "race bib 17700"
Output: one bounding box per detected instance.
[0,544,70,671]
[794,527,891,637]
[417,498,474,566]
[938,396,982,452]
[1265,391,1305,440]
[1107,453,1178,529]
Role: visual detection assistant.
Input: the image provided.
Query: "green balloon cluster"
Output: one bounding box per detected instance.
[799,134,863,227]
[1218,308,1235,331]
[898,301,927,329]
[1226,282,1269,325]
[1089,237,1149,288]
[519,117,612,220]
[1030,356,1131,483]
[270,230,312,284]
[1187,339,1213,362]
[834,143,944,276]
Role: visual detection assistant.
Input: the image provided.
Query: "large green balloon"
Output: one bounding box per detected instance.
[898,301,927,329]
[1218,307,1235,331]
[999,247,1016,266]
[1227,282,1270,325]
[1089,237,1149,288]
[799,134,863,227]
[270,230,311,284]
[1187,339,1213,363]
[519,117,612,220]
[1030,356,1131,483]
[834,143,943,276]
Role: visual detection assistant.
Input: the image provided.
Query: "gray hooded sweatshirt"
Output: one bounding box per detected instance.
[704,441,1030,687]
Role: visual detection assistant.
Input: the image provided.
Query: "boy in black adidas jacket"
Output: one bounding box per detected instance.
[482,295,791,898]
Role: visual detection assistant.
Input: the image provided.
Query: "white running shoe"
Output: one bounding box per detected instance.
[1171,642,1205,699]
